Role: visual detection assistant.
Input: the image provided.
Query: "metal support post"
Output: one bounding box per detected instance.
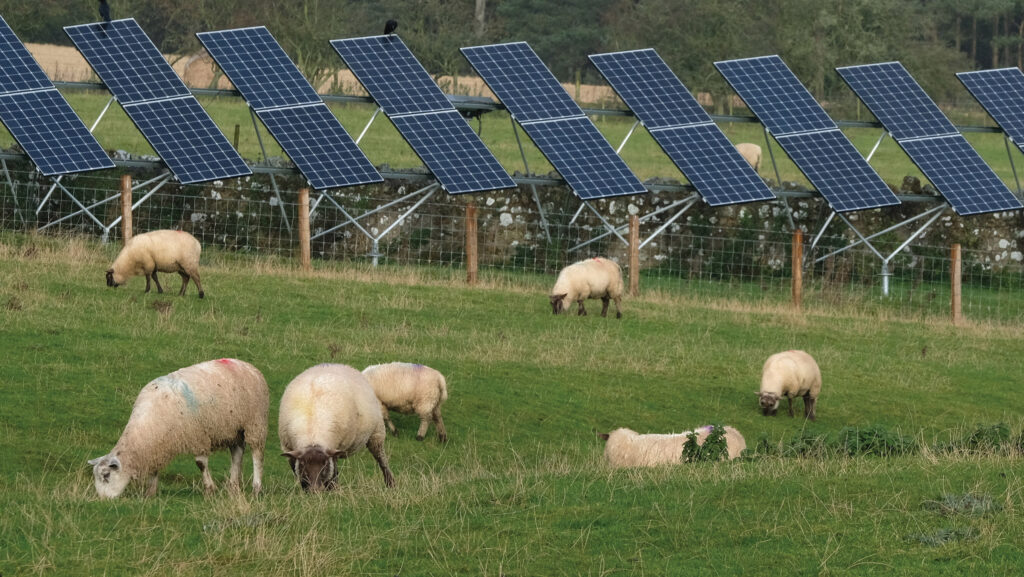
[570,193,700,252]
[864,131,888,163]
[763,127,795,231]
[1004,135,1022,197]
[616,120,641,154]
[36,96,116,215]
[510,117,551,242]
[1,159,25,225]
[100,173,173,241]
[249,107,291,235]
[356,107,382,145]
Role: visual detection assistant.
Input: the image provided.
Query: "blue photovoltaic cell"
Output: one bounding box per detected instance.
[0,90,114,175]
[589,49,709,129]
[0,16,52,94]
[196,27,321,110]
[898,135,1022,215]
[653,124,775,206]
[330,36,451,116]
[957,68,1024,153]
[255,104,383,190]
[836,62,957,141]
[775,130,900,212]
[714,56,836,136]
[123,97,251,184]
[461,43,583,123]
[65,19,190,104]
[523,117,647,199]
[390,111,515,194]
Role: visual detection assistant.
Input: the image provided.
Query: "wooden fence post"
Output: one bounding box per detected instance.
[792,229,803,310]
[951,243,962,324]
[629,214,640,297]
[233,124,241,151]
[298,188,310,271]
[120,174,133,245]
[466,203,478,285]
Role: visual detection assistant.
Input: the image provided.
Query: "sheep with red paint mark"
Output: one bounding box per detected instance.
[106,229,205,298]
[88,358,269,498]
[598,425,747,468]
[549,257,624,318]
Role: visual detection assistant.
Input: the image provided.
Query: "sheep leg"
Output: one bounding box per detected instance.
[195,455,216,493]
[416,413,430,441]
[805,395,817,421]
[601,296,610,317]
[787,396,795,417]
[577,300,587,316]
[151,270,164,294]
[614,296,622,319]
[433,407,448,443]
[251,444,264,496]
[177,271,190,297]
[144,473,159,497]
[185,266,205,299]
[228,444,244,491]
[382,409,398,437]
[367,433,395,488]
[144,273,152,293]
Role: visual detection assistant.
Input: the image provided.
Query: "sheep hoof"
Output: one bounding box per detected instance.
[198,291,205,299]
[616,312,622,319]
[415,435,425,441]
[438,435,448,443]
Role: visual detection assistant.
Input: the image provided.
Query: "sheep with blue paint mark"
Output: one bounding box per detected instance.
[88,358,269,498]
[362,362,449,442]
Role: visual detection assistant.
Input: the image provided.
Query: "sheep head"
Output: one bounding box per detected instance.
[105,268,125,288]
[550,293,569,315]
[88,454,131,498]
[282,446,341,492]
[758,392,780,416]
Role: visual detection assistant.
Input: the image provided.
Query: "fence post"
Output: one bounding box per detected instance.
[233,124,241,151]
[466,203,478,285]
[951,243,962,324]
[298,188,310,271]
[629,214,640,297]
[120,174,133,245]
[792,228,803,310]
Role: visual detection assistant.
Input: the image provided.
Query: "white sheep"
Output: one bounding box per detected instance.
[758,350,821,420]
[279,363,395,491]
[88,358,269,498]
[362,362,449,442]
[599,425,747,468]
[106,229,205,298]
[735,142,762,172]
[549,257,624,318]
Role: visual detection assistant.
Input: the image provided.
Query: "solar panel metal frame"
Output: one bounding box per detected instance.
[63,18,250,184]
[330,35,515,193]
[196,27,382,189]
[956,68,1024,155]
[838,62,1021,215]
[196,27,322,111]
[714,55,899,212]
[836,62,958,141]
[589,49,774,206]
[462,42,646,199]
[0,16,113,175]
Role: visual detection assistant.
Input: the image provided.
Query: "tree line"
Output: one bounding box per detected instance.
[4,0,1024,108]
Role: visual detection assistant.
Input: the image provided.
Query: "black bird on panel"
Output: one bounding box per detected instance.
[384,19,398,35]
[99,0,111,33]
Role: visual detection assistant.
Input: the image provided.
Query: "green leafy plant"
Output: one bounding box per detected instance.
[681,425,729,463]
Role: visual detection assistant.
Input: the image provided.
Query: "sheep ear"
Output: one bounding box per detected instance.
[281,450,302,459]
[324,448,342,458]
[88,456,103,466]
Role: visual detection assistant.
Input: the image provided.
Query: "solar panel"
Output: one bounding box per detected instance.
[0,89,115,175]
[256,104,383,190]
[0,16,52,94]
[714,56,835,136]
[651,124,775,206]
[775,130,900,212]
[836,62,957,140]
[64,19,190,104]
[899,135,1022,215]
[330,36,451,116]
[196,27,321,110]
[123,97,251,184]
[589,49,773,206]
[957,68,1024,153]
[714,55,899,211]
[0,17,113,175]
[523,117,647,199]
[197,27,382,189]
[461,43,583,123]
[589,49,709,129]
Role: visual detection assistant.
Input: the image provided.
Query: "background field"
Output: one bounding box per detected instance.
[1,233,1022,576]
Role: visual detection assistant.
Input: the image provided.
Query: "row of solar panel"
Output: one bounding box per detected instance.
[0,15,1022,215]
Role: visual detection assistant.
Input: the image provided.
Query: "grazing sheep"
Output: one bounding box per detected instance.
[362,362,448,442]
[88,358,269,498]
[549,257,624,318]
[758,350,821,420]
[598,426,747,468]
[735,142,762,172]
[106,229,205,298]
[279,363,395,491]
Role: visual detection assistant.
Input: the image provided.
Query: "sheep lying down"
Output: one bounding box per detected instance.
[88,358,269,498]
[106,229,205,298]
[599,426,747,468]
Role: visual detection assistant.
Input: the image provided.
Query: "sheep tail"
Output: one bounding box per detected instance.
[438,373,449,403]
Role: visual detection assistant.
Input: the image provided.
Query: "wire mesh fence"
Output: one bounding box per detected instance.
[2,167,1022,324]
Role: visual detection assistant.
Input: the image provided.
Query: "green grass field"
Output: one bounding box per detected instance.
[1,232,1023,576]
[3,89,1022,191]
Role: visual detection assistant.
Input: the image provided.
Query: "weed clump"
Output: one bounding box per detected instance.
[681,425,729,463]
